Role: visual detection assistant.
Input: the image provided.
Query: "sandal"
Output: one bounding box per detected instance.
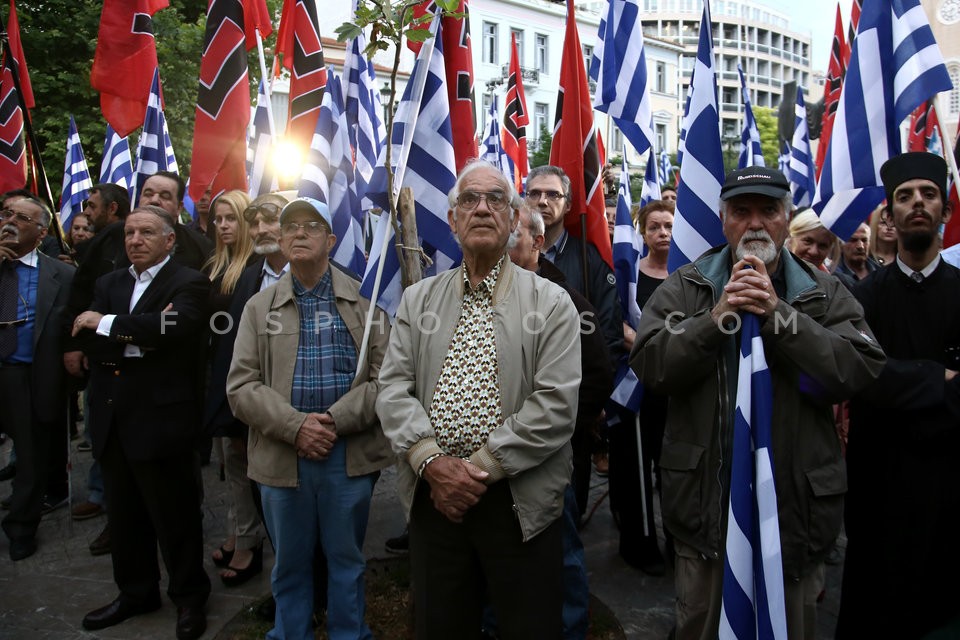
[211,545,235,568]
[220,544,263,587]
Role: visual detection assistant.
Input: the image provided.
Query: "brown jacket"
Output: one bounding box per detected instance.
[227,267,394,487]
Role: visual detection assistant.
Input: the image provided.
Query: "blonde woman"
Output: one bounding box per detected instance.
[203,190,264,586]
[788,208,840,272]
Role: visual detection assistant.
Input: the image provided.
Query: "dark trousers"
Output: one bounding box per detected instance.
[410,480,563,640]
[0,365,55,542]
[100,425,210,608]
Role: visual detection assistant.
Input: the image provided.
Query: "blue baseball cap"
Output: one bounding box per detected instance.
[279,197,333,231]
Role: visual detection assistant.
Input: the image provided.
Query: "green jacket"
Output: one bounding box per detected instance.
[227,267,394,487]
[631,246,885,579]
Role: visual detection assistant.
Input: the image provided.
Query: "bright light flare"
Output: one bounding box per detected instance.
[273,140,304,183]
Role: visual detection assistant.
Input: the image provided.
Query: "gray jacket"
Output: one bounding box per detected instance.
[631,246,885,578]
[377,258,582,541]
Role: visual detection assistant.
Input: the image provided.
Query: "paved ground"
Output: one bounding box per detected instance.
[0,437,845,639]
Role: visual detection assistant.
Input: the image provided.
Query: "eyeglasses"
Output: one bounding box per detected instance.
[243,203,282,223]
[0,292,29,329]
[456,190,511,212]
[281,221,328,237]
[0,210,42,227]
[524,189,566,202]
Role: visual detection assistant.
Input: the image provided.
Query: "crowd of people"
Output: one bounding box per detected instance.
[0,151,958,640]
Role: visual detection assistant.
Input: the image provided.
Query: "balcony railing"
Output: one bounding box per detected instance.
[501,63,540,85]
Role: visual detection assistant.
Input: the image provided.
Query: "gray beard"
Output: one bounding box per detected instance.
[736,232,778,265]
[253,243,280,255]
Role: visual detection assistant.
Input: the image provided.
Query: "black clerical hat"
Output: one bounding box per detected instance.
[879,152,948,204]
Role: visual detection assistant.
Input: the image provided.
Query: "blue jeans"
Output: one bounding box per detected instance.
[259,441,376,640]
[562,484,589,640]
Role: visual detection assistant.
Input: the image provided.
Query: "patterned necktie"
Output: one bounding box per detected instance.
[911,271,924,283]
[0,261,20,359]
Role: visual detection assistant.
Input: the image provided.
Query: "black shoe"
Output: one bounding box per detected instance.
[89,524,111,556]
[77,441,92,453]
[254,596,276,622]
[176,606,206,640]
[0,462,15,481]
[0,494,10,510]
[82,596,161,631]
[385,530,409,554]
[40,494,68,516]
[9,536,37,561]
[220,544,263,587]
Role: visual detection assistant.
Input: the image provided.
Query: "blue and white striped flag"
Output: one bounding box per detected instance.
[640,147,661,207]
[299,68,366,277]
[134,68,178,203]
[737,65,765,169]
[247,79,279,198]
[668,0,724,273]
[658,148,672,186]
[100,124,133,194]
[788,87,816,208]
[777,142,790,176]
[719,313,787,640]
[481,95,511,177]
[360,14,460,316]
[343,20,385,210]
[60,116,93,232]
[813,0,952,240]
[610,150,643,411]
[590,0,654,155]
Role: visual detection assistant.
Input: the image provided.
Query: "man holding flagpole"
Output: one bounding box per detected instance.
[631,167,884,639]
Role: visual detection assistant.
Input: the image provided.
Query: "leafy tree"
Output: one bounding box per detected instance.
[753,106,781,168]
[530,124,552,168]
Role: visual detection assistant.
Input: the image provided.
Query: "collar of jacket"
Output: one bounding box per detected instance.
[687,245,821,304]
[452,254,517,306]
[268,266,360,310]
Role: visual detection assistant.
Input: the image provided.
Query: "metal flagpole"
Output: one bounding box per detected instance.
[634,413,650,537]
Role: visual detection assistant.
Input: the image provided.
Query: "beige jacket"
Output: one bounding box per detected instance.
[227,267,394,487]
[377,258,582,541]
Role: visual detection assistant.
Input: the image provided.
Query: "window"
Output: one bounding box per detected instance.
[655,61,667,93]
[656,124,667,153]
[949,63,960,116]
[535,33,549,74]
[582,44,594,75]
[512,29,524,66]
[534,102,550,139]
[482,94,493,131]
[483,21,498,64]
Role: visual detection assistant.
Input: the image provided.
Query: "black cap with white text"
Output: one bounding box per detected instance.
[719,167,791,201]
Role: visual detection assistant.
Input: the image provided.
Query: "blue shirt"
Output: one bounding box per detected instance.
[6,250,39,364]
[290,270,357,414]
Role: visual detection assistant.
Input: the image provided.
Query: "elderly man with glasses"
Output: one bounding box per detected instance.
[227,197,393,640]
[377,160,583,639]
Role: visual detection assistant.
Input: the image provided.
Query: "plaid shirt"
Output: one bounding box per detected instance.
[290,270,357,414]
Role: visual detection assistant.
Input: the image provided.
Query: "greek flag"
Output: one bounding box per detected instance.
[133,68,178,203]
[360,14,460,316]
[610,150,643,412]
[777,142,790,176]
[590,0,654,155]
[247,79,278,198]
[480,95,511,176]
[658,148,672,186]
[813,0,952,240]
[342,20,385,209]
[788,87,816,208]
[640,147,661,207]
[719,313,787,640]
[668,0,724,273]
[737,65,764,169]
[100,124,133,193]
[59,116,93,232]
[299,68,366,277]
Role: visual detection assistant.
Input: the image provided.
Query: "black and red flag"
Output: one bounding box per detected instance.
[276,0,326,156]
[0,0,30,191]
[814,5,846,179]
[501,32,529,192]
[6,0,32,109]
[844,0,861,69]
[943,114,960,248]
[550,0,612,269]
[906,100,942,153]
[408,0,477,172]
[188,0,272,202]
[91,0,168,137]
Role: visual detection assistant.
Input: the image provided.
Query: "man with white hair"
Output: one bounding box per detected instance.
[631,167,885,640]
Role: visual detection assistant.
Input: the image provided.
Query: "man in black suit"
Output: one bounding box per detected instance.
[72,205,210,640]
[0,197,74,561]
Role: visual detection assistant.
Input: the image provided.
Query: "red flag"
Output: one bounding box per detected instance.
[942,114,960,248]
[550,0,612,269]
[6,1,33,109]
[407,1,477,171]
[906,100,942,153]
[242,0,272,47]
[815,5,846,179]
[502,33,529,192]
[844,0,861,68]
[276,0,327,154]
[189,0,269,201]
[0,54,26,192]
[90,0,169,137]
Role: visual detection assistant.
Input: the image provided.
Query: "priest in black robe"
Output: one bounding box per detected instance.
[837,152,960,639]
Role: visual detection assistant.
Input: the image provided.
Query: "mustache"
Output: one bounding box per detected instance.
[741,230,773,244]
[0,224,18,239]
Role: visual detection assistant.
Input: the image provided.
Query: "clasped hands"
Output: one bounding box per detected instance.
[295,412,337,461]
[711,256,780,323]
[422,455,489,524]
